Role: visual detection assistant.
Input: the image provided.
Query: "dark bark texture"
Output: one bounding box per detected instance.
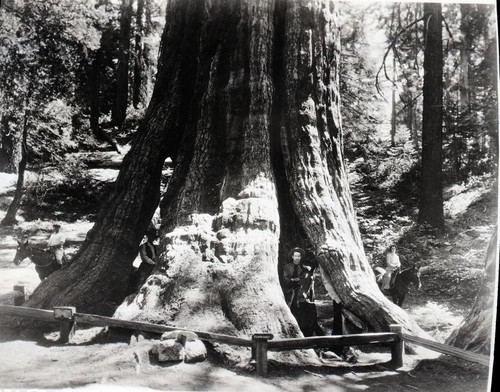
[132,0,154,108]
[459,4,471,112]
[418,2,444,230]
[25,0,203,314]
[25,0,425,362]
[89,49,102,136]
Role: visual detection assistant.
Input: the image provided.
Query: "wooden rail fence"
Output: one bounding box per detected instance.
[0,285,490,377]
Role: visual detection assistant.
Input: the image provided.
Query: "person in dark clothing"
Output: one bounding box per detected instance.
[137,226,159,285]
[283,246,324,336]
[282,247,305,307]
[128,225,159,293]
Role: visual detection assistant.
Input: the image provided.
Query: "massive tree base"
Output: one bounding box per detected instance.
[19,0,427,364]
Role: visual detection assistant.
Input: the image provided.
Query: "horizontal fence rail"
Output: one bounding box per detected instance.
[0,300,490,377]
[0,304,55,321]
[0,304,252,347]
[268,333,398,351]
[74,312,253,347]
[402,333,490,367]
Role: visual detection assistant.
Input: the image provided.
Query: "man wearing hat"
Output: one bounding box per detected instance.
[47,223,66,266]
[282,247,306,307]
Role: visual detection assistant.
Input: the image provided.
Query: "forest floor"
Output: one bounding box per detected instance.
[0,149,496,392]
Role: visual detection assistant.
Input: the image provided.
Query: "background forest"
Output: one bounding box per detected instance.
[1,0,497,227]
[0,0,498,390]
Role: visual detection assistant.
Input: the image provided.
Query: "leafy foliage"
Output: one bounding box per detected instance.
[0,0,105,163]
[338,2,386,157]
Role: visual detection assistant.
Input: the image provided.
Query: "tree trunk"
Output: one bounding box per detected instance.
[0,114,21,173]
[418,3,444,231]
[24,0,425,363]
[132,0,152,109]
[446,227,497,354]
[1,106,28,226]
[89,48,121,152]
[391,51,397,147]
[89,49,102,136]
[24,0,217,316]
[408,94,419,151]
[459,4,471,112]
[112,0,133,126]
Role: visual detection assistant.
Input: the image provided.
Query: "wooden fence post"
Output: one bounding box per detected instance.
[390,324,404,368]
[332,300,344,355]
[54,306,76,343]
[252,333,273,377]
[13,285,25,306]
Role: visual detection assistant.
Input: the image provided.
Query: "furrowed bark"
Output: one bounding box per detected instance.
[115,0,313,365]
[20,0,427,361]
[279,0,424,335]
[418,3,444,230]
[24,0,206,315]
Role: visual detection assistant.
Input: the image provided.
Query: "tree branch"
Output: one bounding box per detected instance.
[376,15,427,98]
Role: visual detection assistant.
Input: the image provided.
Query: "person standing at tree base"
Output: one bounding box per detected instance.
[282,247,306,307]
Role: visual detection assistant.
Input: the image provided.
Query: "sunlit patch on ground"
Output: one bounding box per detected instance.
[407,301,464,342]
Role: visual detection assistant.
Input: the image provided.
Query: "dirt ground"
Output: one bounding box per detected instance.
[0,326,491,392]
[0,163,496,391]
[0,223,493,392]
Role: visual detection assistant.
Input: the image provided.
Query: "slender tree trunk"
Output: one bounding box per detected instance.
[411,102,419,151]
[418,3,444,231]
[1,105,28,226]
[24,0,426,364]
[89,48,121,152]
[459,5,471,113]
[112,0,133,126]
[391,51,397,147]
[446,227,497,354]
[408,94,419,151]
[0,114,21,173]
[132,0,154,108]
[132,0,145,109]
[89,49,102,136]
[411,3,421,151]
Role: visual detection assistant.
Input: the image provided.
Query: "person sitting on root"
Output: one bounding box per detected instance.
[382,244,401,290]
[47,223,66,266]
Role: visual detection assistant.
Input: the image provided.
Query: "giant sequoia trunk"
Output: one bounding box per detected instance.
[418,3,444,230]
[24,0,425,362]
[446,227,497,354]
